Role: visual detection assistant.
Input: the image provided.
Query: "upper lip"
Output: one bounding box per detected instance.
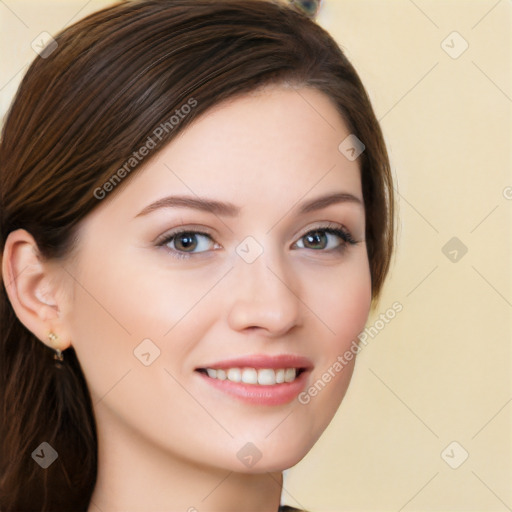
[197,354,313,370]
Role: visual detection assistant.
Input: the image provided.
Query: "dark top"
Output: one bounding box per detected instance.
[279,506,307,512]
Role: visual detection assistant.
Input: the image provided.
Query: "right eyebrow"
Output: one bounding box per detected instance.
[134,195,240,218]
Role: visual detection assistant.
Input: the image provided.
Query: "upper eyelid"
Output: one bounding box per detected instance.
[153,226,215,245]
[294,221,352,238]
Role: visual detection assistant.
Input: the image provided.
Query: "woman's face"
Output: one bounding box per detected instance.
[64,85,371,472]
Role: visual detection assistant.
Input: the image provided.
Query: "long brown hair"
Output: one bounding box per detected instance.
[0,1,394,510]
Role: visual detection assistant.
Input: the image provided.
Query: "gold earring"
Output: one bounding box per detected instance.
[48,332,64,362]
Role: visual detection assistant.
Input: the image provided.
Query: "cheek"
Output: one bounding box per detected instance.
[65,261,148,401]
[67,247,223,398]
[307,252,372,356]
[327,271,372,351]
[297,252,372,428]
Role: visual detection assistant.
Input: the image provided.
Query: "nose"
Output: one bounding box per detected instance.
[226,253,302,337]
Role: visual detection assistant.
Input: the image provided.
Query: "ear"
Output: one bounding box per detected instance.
[1,229,73,352]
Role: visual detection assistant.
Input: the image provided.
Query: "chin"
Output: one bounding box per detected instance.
[227,431,322,474]
[254,447,313,474]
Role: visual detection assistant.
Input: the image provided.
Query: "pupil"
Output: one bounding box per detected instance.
[176,233,197,251]
[305,231,326,249]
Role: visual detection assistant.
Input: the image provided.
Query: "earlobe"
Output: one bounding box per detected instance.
[1,229,72,352]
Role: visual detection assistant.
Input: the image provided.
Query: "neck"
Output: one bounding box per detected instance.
[87,404,283,512]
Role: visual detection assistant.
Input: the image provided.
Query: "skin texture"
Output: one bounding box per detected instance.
[3,86,372,511]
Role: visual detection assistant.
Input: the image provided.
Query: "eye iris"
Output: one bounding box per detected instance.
[304,231,327,249]
[175,233,197,251]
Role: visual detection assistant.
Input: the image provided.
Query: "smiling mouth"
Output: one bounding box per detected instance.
[195,367,307,385]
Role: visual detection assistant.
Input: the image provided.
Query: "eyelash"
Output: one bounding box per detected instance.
[155,224,359,260]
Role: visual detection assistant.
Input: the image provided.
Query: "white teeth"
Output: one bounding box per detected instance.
[203,367,301,385]
[258,369,276,385]
[284,368,296,383]
[227,368,241,382]
[241,368,258,384]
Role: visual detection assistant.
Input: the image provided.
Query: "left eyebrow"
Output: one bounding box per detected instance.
[298,192,363,214]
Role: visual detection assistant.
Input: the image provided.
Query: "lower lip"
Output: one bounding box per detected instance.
[196,370,309,406]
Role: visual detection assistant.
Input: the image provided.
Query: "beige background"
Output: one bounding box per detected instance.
[1,1,511,511]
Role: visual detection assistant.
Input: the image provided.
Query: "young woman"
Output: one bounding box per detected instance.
[0,1,394,510]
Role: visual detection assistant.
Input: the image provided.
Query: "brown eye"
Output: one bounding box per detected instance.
[303,231,328,250]
[174,233,199,252]
[159,231,215,255]
[295,227,357,251]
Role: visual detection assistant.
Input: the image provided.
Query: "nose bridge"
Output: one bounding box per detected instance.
[226,243,302,335]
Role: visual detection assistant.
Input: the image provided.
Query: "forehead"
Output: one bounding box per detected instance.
[95,86,363,218]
